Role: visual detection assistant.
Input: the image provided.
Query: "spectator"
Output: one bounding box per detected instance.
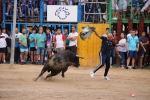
[28,0,34,16]
[48,0,54,5]
[132,0,142,19]
[116,33,127,68]
[147,32,150,66]
[6,30,11,62]
[19,28,28,65]
[35,27,46,65]
[122,0,128,19]
[1,28,9,63]
[111,30,117,66]
[78,0,87,21]
[14,28,21,64]
[43,0,47,16]
[141,0,150,19]
[59,0,65,5]
[103,28,110,37]
[5,0,14,16]
[29,28,36,64]
[139,32,149,68]
[112,0,119,19]
[20,0,28,17]
[46,27,52,58]
[118,0,124,18]
[54,28,66,53]
[126,29,139,69]
[65,0,72,5]
[64,29,70,50]
[68,26,78,54]
[0,29,7,63]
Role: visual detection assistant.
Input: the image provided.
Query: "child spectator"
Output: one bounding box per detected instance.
[20,0,28,17]
[29,28,36,64]
[46,27,52,59]
[116,33,127,68]
[14,28,21,64]
[139,32,149,68]
[35,27,46,65]
[19,29,28,65]
[126,29,139,69]
[54,28,66,53]
[112,0,119,20]
[132,0,142,19]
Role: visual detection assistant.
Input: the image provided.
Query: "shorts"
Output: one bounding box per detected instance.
[36,47,45,55]
[112,0,119,10]
[30,47,36,51]
[139,49,149,57]
[56,47,64,53]
[46,46,52,52]
[20,47,28,52]
[127,50,137,58]
[0,48,6,53]
[133,6,141,10]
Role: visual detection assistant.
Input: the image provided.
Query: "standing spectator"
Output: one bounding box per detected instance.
[126,29,139,69]
[64,29,70,50]
[103,28,110,37]
[14,28,21,64]
[19,28,28,65]
[68,26,78,54]
[116,33,127,68]
[147,32,150,66]
[1,28,9,63]
[54,28,66,53]
[29,28,36,64]
[46,27,52,58]
[139,32,149,68]
[111,30,117,66]
[6,30,11,62]
[28,0,34,16]
[112,0,119,19]
[78,0,86,21]
[35,27,46,65]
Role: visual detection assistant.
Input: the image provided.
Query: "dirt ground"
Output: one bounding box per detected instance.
[0,64,150,100]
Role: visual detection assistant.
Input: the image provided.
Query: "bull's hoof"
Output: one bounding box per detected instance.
[61,74,65,78]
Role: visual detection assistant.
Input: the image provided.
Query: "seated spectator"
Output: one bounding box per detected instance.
[54,28,66,53]
[112,0,119,20]
[29,28,36,64]
[28,0,34,16]
[5,0,14,16]
[118,0,128,19]
[118,0,124,18]
[132,0,142,19]
[20,0,28,17]
[19,29,28,65]
[139,32,149,68]
[141,0,150,14]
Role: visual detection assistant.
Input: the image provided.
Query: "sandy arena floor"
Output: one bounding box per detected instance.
[0,64,150,100]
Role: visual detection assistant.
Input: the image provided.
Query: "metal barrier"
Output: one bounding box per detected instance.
[84,1,109,23]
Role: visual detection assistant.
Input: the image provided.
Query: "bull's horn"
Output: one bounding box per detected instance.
[76,55,84,59]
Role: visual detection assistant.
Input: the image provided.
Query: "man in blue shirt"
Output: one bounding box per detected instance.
[126,29,139,69]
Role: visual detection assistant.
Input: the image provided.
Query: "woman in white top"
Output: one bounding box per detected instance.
[116,33,127,68]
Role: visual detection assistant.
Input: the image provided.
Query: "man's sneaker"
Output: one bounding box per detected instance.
[102,76,110,80]
[127,66,133,70]
[21,62,24,65]
[90,71,95,78]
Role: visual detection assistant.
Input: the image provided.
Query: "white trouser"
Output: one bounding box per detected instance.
[141,0,150,12]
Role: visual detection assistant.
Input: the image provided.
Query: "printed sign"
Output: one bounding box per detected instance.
[47,5,78,22]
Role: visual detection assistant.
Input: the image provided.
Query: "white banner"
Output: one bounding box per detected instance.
[47,5,78,22]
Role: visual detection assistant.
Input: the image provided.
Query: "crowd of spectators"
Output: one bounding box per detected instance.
[0,26,78,65]
[112,0,150,20]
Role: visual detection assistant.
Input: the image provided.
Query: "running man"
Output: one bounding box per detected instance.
[90,30,121,80]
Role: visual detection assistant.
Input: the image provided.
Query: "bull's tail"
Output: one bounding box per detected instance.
[34,68,47,81]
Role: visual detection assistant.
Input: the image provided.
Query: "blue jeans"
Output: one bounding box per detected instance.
[119,52,126,65]
[93,52,110,76]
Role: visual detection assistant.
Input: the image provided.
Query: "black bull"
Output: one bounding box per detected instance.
[34,50,84,81]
